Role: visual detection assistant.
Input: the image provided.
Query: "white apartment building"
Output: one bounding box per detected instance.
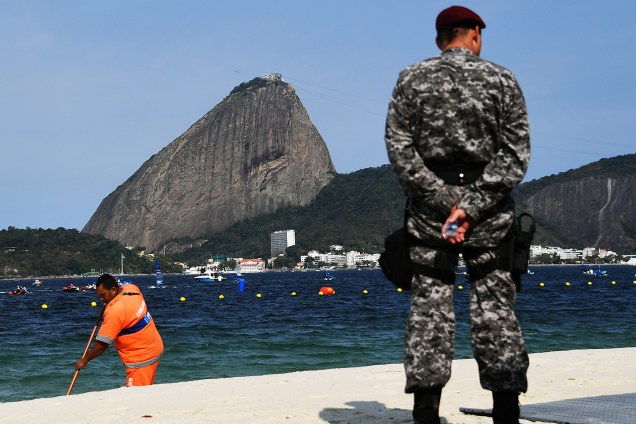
[581,247,597,258]
[302,250,347,267]
[559,248,582,260]
[530,245,581,260]
[346,251,381,267]
[531,245,618,261]
[598,248,618,258]
[239,258,265,273]
[530,245,562,257]
[270,230,296,257]
[300,250,379,268]
[622,254,636,265]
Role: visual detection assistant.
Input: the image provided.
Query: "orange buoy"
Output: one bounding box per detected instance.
[319,286,335,296]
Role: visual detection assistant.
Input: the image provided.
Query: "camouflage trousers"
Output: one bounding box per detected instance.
[404,244,529,393]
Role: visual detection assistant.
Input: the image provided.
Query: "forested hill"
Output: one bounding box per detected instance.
[514,153,636,203]
[514,154,636,251]
[3,154,635,277]
[169,165,405,264]
[173,153,636,263]
[0,228,179,278]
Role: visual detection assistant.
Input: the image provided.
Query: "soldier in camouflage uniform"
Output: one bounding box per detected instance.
[384,6,530,424]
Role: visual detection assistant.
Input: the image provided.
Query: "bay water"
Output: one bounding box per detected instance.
[1,266,635,403]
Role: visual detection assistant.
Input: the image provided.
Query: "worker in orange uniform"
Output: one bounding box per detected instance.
[75,273,164,386]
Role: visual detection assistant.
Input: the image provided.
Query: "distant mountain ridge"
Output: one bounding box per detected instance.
[169,165,404,263]
[81,71,635,257]
[5,149,632,276]
[172,154,636,263]
[514,153,636,251]
[83,73,336,252]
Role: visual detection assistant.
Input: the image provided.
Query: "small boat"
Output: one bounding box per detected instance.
[323,271,335,282]
[9,286,29,295]
[32,279,44,287]
[63,284,81,292]
[582,267,607,277]
[116,277,133,286]
[194,270,226,282]
[81,283,96,291]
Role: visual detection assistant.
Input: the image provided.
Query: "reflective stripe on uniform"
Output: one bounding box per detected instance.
[119,311,151,337]
[124,350,163,369]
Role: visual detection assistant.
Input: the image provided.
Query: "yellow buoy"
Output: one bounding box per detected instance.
[458,285,463,290]
[291,291,297,296]
[612,281,616,285]
[539,282,545,287]
[180,296,186,302]
[41,304,48,309]
[91,301,97,306]
[587,281,592,286]
[565,282,571,286]
[256,293,262,298]
[397,288,403,293]
[219,294,224,299]
[362,289,368,294]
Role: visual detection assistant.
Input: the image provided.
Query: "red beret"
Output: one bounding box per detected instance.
[436,6,486,31]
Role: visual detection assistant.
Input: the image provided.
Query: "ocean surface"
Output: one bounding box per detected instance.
[1,266,635,403]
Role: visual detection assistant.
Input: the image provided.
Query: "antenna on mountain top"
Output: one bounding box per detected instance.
[260,73,284,82]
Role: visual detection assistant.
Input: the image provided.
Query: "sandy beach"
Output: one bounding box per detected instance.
[1,347,634,424]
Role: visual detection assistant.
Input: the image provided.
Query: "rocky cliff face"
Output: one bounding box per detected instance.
[83,74,336,252]
[524,175,636,252]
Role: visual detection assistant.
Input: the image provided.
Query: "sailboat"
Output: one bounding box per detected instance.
[149,259,166,289]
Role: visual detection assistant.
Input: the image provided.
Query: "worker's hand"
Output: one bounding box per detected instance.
[75,358,87,371]
[442,205,473,244]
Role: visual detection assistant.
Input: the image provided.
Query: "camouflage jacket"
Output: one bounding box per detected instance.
[385,47,530,247]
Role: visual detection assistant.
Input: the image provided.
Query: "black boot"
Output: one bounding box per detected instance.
[413,387,442,424]
[492,391,520,424]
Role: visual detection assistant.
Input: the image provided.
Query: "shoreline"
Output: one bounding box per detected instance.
[2,262,634,282]
[1,347,634,423]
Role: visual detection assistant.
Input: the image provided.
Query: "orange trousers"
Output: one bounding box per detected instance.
[125,361,159,387]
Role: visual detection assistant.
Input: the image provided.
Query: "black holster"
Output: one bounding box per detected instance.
[467,213,535,291]
[496,213,536,290]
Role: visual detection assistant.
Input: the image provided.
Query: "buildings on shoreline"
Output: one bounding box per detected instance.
[300,246,380,269]
[177,228,634,274]
[529,245,625,263]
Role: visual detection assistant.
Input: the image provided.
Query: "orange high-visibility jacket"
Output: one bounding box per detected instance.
[96,284,163,368]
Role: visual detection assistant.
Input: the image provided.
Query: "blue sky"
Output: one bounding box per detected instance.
[1,1,635,230]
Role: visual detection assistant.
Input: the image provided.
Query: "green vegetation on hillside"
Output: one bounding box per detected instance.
[513,153,636,248]
[4,154,634,276]
[0,227,179,278]
[514,153,636,203]
[171,165,405,265]
[177,155,636,264]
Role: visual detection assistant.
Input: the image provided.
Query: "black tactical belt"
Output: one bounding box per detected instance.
[426,161,487,186]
